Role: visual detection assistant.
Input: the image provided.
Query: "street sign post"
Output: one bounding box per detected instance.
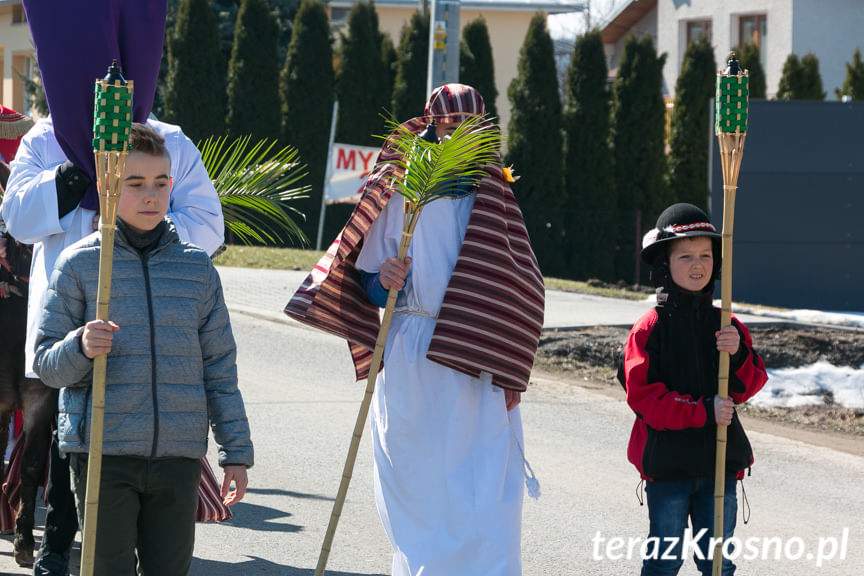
[426,0,460,96]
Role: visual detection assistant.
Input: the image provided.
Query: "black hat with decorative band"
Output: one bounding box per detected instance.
[641,203,721,270]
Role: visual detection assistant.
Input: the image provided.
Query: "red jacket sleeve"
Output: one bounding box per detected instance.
[728,316,768,404]
[623,311,709,431]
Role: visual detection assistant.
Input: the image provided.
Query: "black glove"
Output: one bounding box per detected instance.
[56,161,91,218]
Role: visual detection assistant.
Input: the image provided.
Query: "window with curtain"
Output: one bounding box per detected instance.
[739,14,767,65]
[686,20,712,45]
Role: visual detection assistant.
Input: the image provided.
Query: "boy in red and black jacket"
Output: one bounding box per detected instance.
[619,203,767,576]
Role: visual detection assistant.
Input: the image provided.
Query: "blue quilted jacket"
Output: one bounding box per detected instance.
[34,221,253,468]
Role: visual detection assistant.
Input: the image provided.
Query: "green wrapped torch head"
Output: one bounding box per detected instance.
[715,52,749,134]
[92,60,133,152]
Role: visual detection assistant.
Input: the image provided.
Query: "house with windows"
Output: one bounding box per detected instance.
[0,0,36,116]
[328,0,586,130]
[601,0,864,99]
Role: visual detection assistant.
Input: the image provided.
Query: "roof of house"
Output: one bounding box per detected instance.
[329,0,586,14]
[600,0,656,43]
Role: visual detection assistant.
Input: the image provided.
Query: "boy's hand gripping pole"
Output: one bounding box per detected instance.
[712,53,748,576]
[80,61,132,576]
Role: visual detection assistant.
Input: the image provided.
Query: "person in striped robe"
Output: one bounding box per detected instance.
[286,84,544,576]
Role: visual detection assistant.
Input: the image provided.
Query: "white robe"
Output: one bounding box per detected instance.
[356,193,524,576]
[1,117,224,376]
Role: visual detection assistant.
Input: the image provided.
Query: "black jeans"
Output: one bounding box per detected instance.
[33,432,78,576]
[69,454,201,576]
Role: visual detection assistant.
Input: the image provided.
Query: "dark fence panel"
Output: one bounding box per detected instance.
[710,100,864,311]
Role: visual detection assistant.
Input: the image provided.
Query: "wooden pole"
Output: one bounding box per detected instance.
[711,55,748,572]
[711,131,744,576]
[79,151,115,576]
[80,75,130,574]
[314,206,420,576]
[711,183,735,575]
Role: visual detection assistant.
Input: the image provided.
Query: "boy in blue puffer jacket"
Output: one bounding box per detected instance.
[33,123,252,576]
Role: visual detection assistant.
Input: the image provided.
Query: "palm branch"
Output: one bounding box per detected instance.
[198,135,310,246]
[381,115,501,204]
[378,114,502,241]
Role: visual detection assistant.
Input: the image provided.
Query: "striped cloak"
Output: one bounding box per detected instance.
[285,120,544,392]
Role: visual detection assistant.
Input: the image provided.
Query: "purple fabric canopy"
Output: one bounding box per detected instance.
[22,0,167,210]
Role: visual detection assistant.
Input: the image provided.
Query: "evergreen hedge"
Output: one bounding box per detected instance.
[611,35,668,284]
[837,47,864,101]
[381,34,397,117]
[226,0,282,139]
[800,53,826,100]
[562,29,615,281]
[735,43,766,99]
[335,1,391,146]
[459,17,498,121]
[392,11,429,123]
[668,38,715,212]
[506,12,564,276]
[163,0,225,142]
[281,0,334,243]
[777,52,825,100]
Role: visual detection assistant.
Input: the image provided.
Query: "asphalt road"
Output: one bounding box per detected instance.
[0,268,861,575]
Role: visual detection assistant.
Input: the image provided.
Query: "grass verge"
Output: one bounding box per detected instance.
[543,277,650,301]
[213,245,324,271]
[214,245,651,300]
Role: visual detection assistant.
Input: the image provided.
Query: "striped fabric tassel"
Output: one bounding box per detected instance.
[196,458,232,523]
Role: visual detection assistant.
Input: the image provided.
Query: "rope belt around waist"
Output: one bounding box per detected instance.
[394,307,438,319]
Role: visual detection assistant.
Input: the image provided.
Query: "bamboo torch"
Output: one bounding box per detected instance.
[712,52,749,576]
[314,116,500,575]
[80,60,133,576]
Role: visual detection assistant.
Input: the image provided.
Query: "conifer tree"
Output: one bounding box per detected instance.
[211,0,301,67]
[459,17,498,121]
[392,11,429,122]
[777,52,825,100]
[776,54,801,100]
[281,0,334,242]
[837,47,864,101]
[506,12,564,276]
[381,34,397,115]
[226,0,282,139]
[800,52,826,100]
[562,29,615,281]
[335,1,390,145]
[736,43,766,99]
[668,38,715,211]
[163,0,225,142]
[610,35,667,284]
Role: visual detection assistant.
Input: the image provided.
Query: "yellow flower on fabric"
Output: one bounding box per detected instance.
[503,165,519,183]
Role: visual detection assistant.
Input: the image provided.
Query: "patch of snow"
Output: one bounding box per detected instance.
[755,361,864,409]
[731,304,864,330]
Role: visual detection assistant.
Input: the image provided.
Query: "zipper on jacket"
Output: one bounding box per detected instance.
[141,254,160,458]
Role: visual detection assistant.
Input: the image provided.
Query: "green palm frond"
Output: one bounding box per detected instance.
[198,135,310,246]
[379,115,502,208]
